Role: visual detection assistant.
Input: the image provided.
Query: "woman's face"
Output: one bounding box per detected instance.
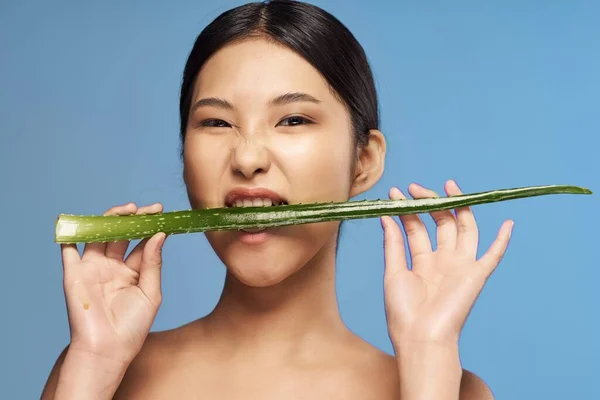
[183,38,371,287]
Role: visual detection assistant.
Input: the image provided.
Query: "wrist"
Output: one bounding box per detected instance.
[65,348,131,374]
[393,337,459,351]
[53,349,131,400]
[394,342,462,400]
[64,346,133,371]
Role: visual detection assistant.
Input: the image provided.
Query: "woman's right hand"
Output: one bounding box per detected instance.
[60,202,167,366]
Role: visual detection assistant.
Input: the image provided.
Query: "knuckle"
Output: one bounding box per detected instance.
[137,204,158,214]
[457,223,468,232]
[149,254,163,267]
[457,222,474,233]
[436,216,454,227]
[147,202,163,214]
[404,223,421,236]
[104,203,136,216]
[488,249,503,263]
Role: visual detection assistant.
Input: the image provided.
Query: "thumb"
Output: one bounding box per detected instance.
[138,232,167,308]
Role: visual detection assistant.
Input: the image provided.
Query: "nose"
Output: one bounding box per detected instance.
[230,135,271,179]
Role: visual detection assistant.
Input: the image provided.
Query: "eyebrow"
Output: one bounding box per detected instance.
[190,92,321,113]
[191,97,233,112]
[269,92,322,106]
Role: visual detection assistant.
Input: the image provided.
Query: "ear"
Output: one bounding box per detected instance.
[349,129,386,198]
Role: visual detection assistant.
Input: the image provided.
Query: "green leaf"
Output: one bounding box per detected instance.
[55,184,592,244]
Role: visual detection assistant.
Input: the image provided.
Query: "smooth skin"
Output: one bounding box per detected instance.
[42,38,511,399]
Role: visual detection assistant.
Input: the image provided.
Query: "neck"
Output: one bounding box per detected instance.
[202,233,348,356]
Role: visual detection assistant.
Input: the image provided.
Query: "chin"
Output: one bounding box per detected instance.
[205,223,337,288]
[227,257,300,288]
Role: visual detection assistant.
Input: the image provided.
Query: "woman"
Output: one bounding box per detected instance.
[42,1,513,398]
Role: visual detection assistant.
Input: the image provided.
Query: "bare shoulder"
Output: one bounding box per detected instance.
[332,336,401,399]
[459,369,495,400]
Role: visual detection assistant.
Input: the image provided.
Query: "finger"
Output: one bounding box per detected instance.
[380,216,408,280]
[138,232,167,308]
[477,220,514,275]
[60,244,81,281]
[105,203,162,261]
[104,202,139,260]
[447,180,479,259]
[408,183,457,250]
[123,203,164,269]
[390,187,432,258]
[81,203,129,260]
[124,237,149,272]
[81,203,136,260]
[81,240,107,261]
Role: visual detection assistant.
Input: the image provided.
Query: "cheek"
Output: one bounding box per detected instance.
[184,136,228,208]
[274,131,354,202]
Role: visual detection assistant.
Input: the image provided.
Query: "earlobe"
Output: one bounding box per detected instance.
[349,129,386,198]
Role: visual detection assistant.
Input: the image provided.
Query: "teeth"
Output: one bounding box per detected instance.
[231,198,283,207]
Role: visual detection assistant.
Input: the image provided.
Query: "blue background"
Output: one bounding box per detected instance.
[1,0,597,398]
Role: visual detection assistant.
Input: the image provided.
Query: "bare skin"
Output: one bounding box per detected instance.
[42,37,505,399]
[44,325,489,399]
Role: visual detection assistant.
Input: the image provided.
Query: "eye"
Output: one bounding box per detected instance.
[277,115,313,127]
[200,119,231,128]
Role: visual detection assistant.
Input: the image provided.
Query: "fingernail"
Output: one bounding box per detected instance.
[390,187,405,200]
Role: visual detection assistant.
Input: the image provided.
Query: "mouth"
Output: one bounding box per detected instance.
[224,187,288,233]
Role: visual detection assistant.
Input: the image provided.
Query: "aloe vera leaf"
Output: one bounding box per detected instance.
[54,184,592,244]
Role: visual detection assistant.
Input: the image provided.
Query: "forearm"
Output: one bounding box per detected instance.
[394,342,462,400]
[51,349,130,400]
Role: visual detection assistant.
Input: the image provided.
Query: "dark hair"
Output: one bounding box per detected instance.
[178,0,379,160]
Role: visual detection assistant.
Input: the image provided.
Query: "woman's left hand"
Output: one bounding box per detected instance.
[381,180,514,347]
